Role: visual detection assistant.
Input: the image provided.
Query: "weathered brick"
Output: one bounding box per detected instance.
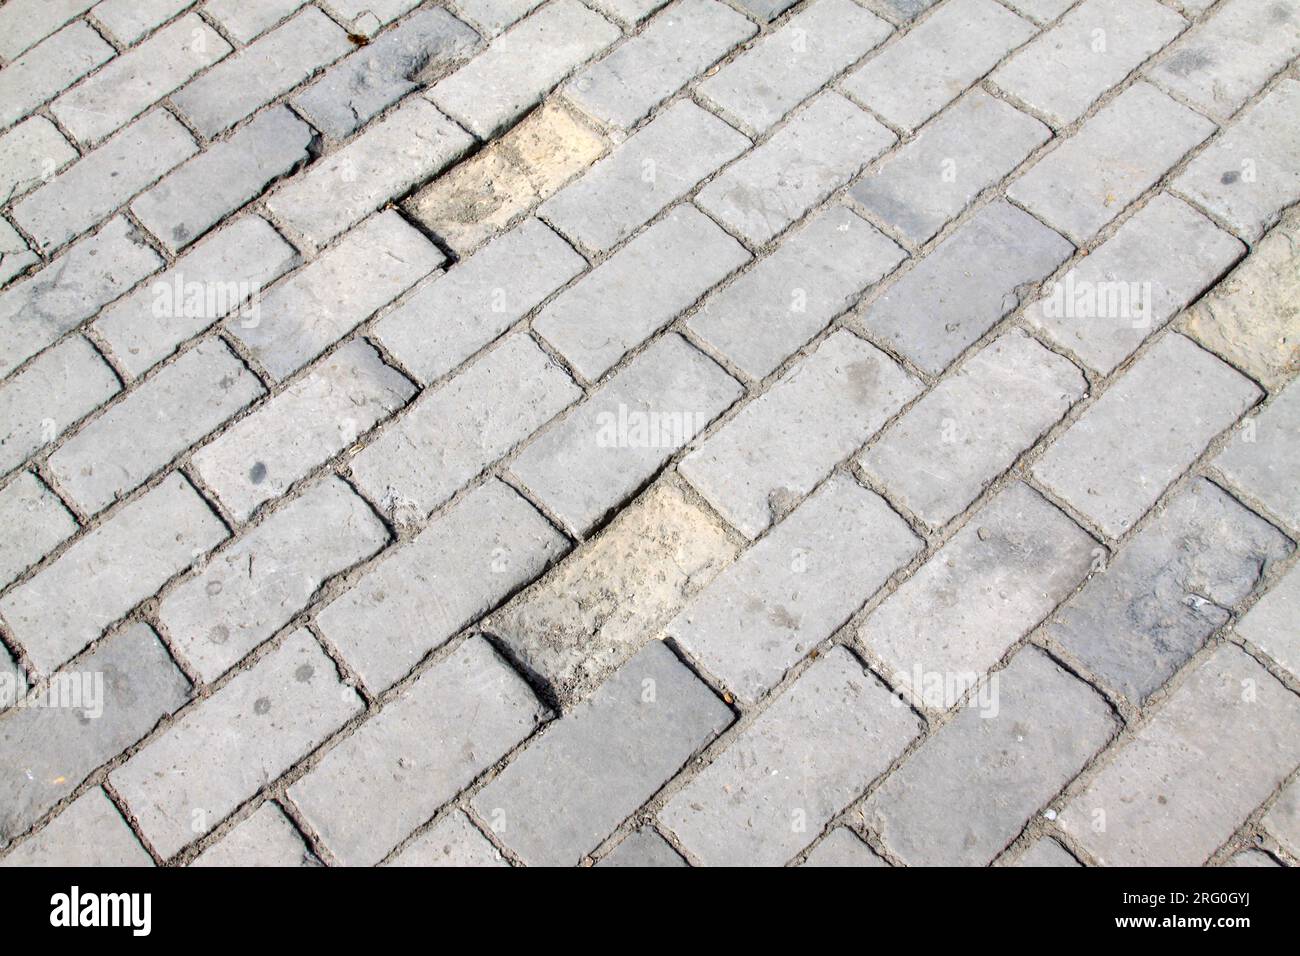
[472,640,733,866]
[1236,562,1300,683]
[0,222,38,286]
[662,646,919,866]
[865,0,938,20]
[860,331,1085,528]
[201,0,308,44]
[453,0,545,37]
[92,0,192,44]
[0,117,78,205]
[192,802,317,867]
[841,0,1036,132]
[429,0,621,139]
[1058,644,1300,866]
[1263,776,1300,858]
[0,472,77,589]
[1033,333,1261,538]
[696,92,894,246]
[509,333,741,536]
[538,102,749,254]
[0,788,151,867]
[487,481,737,705]
[802,828,886,867]
[132,107,314,254]
[0,474,225,674]
[321,0,421,30]
[999,0,1075,24]
[290,637,547,866]
[48,339,264,515]
[111,628,363,859]
[0,0,98,61]
[534,204,750,380]
[1006,838,1080,867]
[158,477,387,683]
[668,475,919,704]
[858,200,1073,376]
[1214,379,1300,532]
[598,828,686,867]
[1008,82,1216,244]
[866,647,1116,866]
[388,809,506,866]
[850,91,1049,246]
[1226,848,1282,867]
[317,479,569,694]
[0,23,115,130]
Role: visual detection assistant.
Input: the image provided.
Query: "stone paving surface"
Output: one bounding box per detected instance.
[0,0,1297,868]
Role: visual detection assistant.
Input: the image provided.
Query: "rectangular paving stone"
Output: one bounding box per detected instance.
[1025,193,1245,375]
[430,0,621,139]
[534,204,749,380]
[1214,379,1300,532]
[1059,645,1300,866]
[321,0,421,29]
[227,211,442,381]
[1043,478,1291,706]
[865,647,1117,866]
[374,219,584,385]
[0,473,77,589]
[859,482,1096,707]
[93,216,299,379]
[112,629,363,859]
[802,828,886,867]
[587,0,673,28]
[598,827,686,867]
[1007,838,1080,867]
[1033,333,1261,538]
[680,330,920,539]
[699,0,891,135]
[0,0,98,61]
[1263,776,1300,858]
[662,646,919,866]
[850,90,1050,246]
[158,477,387,682]
[52,16,231,144]
[132,107,313,254]
[999,0,1075,23]
[317,479,568,694]
[290,637,547,866]
[668,475,919,704]
[1236,562,1300,683]
[538,101,749,254]
[0,622,190,846]
[688,206,905,380]
[201,0,308,44]
[192,802,317,867]
[0,789,152,867]
[566,0,756,130]
[509,333,742,536]
[0,118,80,213]
[388,809,506,867]
[841,0,1037,132]
[351,334,580,516]
[857,200,1073,376]
[0,474,225,675]
[860,331,1085,529]
[487,482,737,705]
[0,222,38,286]
[696,92,895,247]
[453,0,545,36]
[0,23,116,130]
[473,640,733,866]
[991,0,1186,127]
[92,0,191,44]
[1008,82,1216,244]
[866,0,939,19]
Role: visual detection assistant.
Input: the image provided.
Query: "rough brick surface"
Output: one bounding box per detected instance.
[802,828,886,867]
[1236,562,1300,683]
[388,810,507,867]
[192,803,318,867]
[1214,379,1300,532]
[0,788,152,867]
[0,472,77,589]
[598,828,686,867]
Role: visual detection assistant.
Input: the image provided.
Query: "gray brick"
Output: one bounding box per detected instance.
[698,0,892,135]
[0,472,77,589]
[453,0,545,36]
[49,339,264,515]
[374,219,585,385]
[317,479,569,694]
[866,0,939,20]
[991,0,1187,127]
[92,0,192,45]
[0,222,38,286]
[841,0,1036,132]
[1059,644,1300,866]
[850,91,1050,246]
[696,92,895,247]
[171,8,351,139]
[0,789,151,867]
[535,205,750,380]
[1043,479,1291,706]
[668,475,920,704]
[0,622,190,846]
[802,828,886,867]
[191,803,318,867]
[388,809,506,866]
[201,0,308,44]
[1008,82,1216,245]
[52,16,232,144]
[865,647,1116,866]
[322,0,421,30]
[0,23,115,130]
[856,200,1073,376]
[0,0,98,61]
[1006,838,1080,867]
[661,646,920,867]
[566,0,756,130]
[509,333,741,536]
[473,640,733,866]
[1263,776,1300,858]
[93,216,299,379]
[192,340,414,522]
[1215,379,1300,532]
[1236,562,1300,683]
[1024,193,1245,375]
[586,0,672,29]
[430,0,620,139]
[1033,333,1260,538]
[0,474,225,674]
[132,107,313,254]
[689,206,904,381]
[538,101,749,254]
[999,0,1075,23]
[351,334,580,516]
[599,828,686,867]
[112,628,363,859]
[227,211,442,381]
[859,331,1085,529]
[290,637,547,866]
[0,117,79,206]
[1174,80,1300,242]
[158,477,388,683]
